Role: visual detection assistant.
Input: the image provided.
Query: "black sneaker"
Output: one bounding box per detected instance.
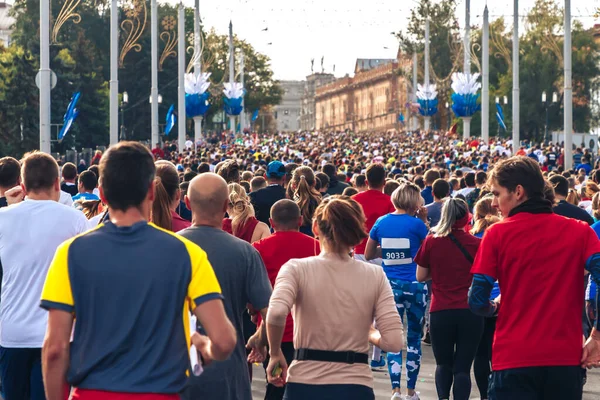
[422,331,431,346]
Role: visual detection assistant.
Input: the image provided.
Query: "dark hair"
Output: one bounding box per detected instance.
[548,175,569,197]
[240,181,250,193]
[61,162,77,181]
[384,180,400,196]
[79,170,98,191]
[316,172,329,189]
[490,156,545,198]
[314,196,367,253]
[354,174,367,188]
[366,164,386,188]
[322,163,336,178]
[432,178,451,200]
[465,172,476,187]
[270,199,301,230]
[180,181,190,196]
[424,169,441,185]
[21,152,59,192]
[250,176,267,192]
[475,171,487,186]
[0,156,21,188]
[183,171,198,182]
[217,160,240,184]
[342,187,358,196]
[100,142,155,212]
[88,165,99,178]
[153,161,181,231]
[414,176,425,190]
[197,163,210,174]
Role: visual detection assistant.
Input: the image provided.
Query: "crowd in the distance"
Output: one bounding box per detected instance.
[0,129,599,400]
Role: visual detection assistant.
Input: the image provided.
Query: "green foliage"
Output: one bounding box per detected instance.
[0,0,281,152]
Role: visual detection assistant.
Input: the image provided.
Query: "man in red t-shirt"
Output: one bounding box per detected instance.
[252,199,319,400]
[151,143,165,159]
[352,163,394,263]
[468,156,600,399]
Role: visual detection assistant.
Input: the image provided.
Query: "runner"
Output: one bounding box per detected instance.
[0,152,89,400]
[153,160,191,231]
[223,183,270,243]
[365,182,429,400]
[40,142,237,400]
[266,196,403,399]
[72,170,99,201]
[468,156,600,399]
[249,161,287,225]
[288,167,321,237]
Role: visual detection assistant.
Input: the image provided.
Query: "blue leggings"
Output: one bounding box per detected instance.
[387,279,428,390]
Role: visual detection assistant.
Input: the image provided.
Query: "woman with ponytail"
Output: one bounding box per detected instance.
[415,198,483,400]
[152,161,190,232]
[223,182,270,243]
[470,196,501,238]
[290,166,321,237]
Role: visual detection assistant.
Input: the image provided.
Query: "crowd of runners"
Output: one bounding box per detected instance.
[0,129,599,400]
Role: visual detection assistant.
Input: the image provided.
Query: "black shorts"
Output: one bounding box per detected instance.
[489,366,583,400]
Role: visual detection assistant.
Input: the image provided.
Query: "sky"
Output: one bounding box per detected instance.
[177,0,599,81]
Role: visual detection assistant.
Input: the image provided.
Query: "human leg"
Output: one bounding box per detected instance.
[474,317,496,399]
[387,279,408,393]
[404,281,427,395]
[452,310,484,400]
[429,310,457,400]
[0,347,37,400]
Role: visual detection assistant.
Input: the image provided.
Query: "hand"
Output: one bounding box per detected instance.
[368,326,382,348]
[5,186,24,205]
[191,331,213,366]
[581,330,600,369]
[246,333,267,363]
[416,206,428,222]
[266,351,288,387]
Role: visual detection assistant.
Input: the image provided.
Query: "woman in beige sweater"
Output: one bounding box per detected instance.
[266,195,404,399]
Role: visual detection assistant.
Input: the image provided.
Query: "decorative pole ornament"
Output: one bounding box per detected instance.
[120,0,147,68]
[416,83,438,124]
[451,72,481,140]
[223,82,245,116]
[52,0,82,44]
[185,72,211,118]
[159,16,178,71]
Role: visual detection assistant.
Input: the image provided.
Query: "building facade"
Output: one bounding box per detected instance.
[315,56,411,132]
[0,2,14,47]
[300,73,336,131]
[274,80,303,132]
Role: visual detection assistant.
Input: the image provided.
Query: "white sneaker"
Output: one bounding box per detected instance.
[403,394,420,400]
[390,393,402,400]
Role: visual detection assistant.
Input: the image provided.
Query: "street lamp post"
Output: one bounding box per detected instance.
[542,91,558,144]
[120,91,128,141]
[149,94,163,138]
[445,102,450,131]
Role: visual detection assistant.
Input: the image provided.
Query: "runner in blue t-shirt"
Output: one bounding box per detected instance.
[365,181,428,400]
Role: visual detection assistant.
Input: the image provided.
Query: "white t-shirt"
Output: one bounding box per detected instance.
[0,199,90,347]
[59,190,74,207]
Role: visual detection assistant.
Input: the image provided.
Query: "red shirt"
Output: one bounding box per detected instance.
[151,148,165,159]
[71,389,178,400]
[252,231,320,342]
[352,190,395,255]
[171,210,190,232]
[415,231,481,312]
[471,212,600,371]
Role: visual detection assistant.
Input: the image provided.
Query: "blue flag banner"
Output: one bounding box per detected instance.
[496,102,507,130]
[398,113,405,124]
[58,92,81,141]
[252,109,259,122]
[165,105,176,135]
[185,92,210,118]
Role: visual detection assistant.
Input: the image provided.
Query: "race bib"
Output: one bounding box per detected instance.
[381,238,412,266]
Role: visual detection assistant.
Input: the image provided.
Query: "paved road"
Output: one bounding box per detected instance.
[251,345,600,399]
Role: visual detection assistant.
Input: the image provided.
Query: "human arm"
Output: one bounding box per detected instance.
[468,274,500,317]
[416,266,431,282]
[414,237,431,282]
[252,222,271,243]
[42,310,73,400]
[372,269,403,352]
[364,237,381,260]
[245,248,272,361]
[5,186,24,205]
[247,308,268,363]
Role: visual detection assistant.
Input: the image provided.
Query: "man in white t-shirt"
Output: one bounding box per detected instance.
[0,152,89,400]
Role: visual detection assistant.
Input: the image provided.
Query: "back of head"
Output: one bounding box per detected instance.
[433,198,469,237]
[100,141,155,212]
[188,173,229,220]
[475,171,487,186]
[593,192,600,220]
[342,187,358,197]
[250,176,267,192]
[197,162,210,174]
[354,174,367,189]
[424,169,441,186]
[152,161,180,231]
[490,156,545,198]
[21,152,59,194]
[465,172,476,187]
[314,196,367,254]
[183,171,197,182]
[316,172,329,189]
[432,178,451,200]
[471,195,501,235]
[391,181,422,214]
[548,174,569,198]
[88,165,99,178]
[270,199,301,231]
[366,163,386,188]
[228,182,255,235]
[241,171,253,182]
[217,160,240,184]
[79,170,98,192]
[61,162,77,181]
[0,156,21,189]
[322,163,336,179]
[384,180,400,196]
[292,166,321,226]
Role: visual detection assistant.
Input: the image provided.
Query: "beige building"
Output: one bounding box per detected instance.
[300,73,336,131]
[274,80,303,131]
[315,55,412,132]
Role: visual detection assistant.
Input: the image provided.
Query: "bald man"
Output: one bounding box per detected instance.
[178,173,272,400]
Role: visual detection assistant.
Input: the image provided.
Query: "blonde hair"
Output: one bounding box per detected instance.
[228,182,255,236]
[291,166,321,227]
[586,181,599,199]
[391,181,422,215]
[566,188,580,206]
[74,199,102,219]
[592,192,600,221]
[432,198,469,237]
[471,196,501,236]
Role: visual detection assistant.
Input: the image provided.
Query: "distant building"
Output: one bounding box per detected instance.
[315,53,412,132]
[300,73,336,131]
[274,80,304,132]
[0,1,14,47]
